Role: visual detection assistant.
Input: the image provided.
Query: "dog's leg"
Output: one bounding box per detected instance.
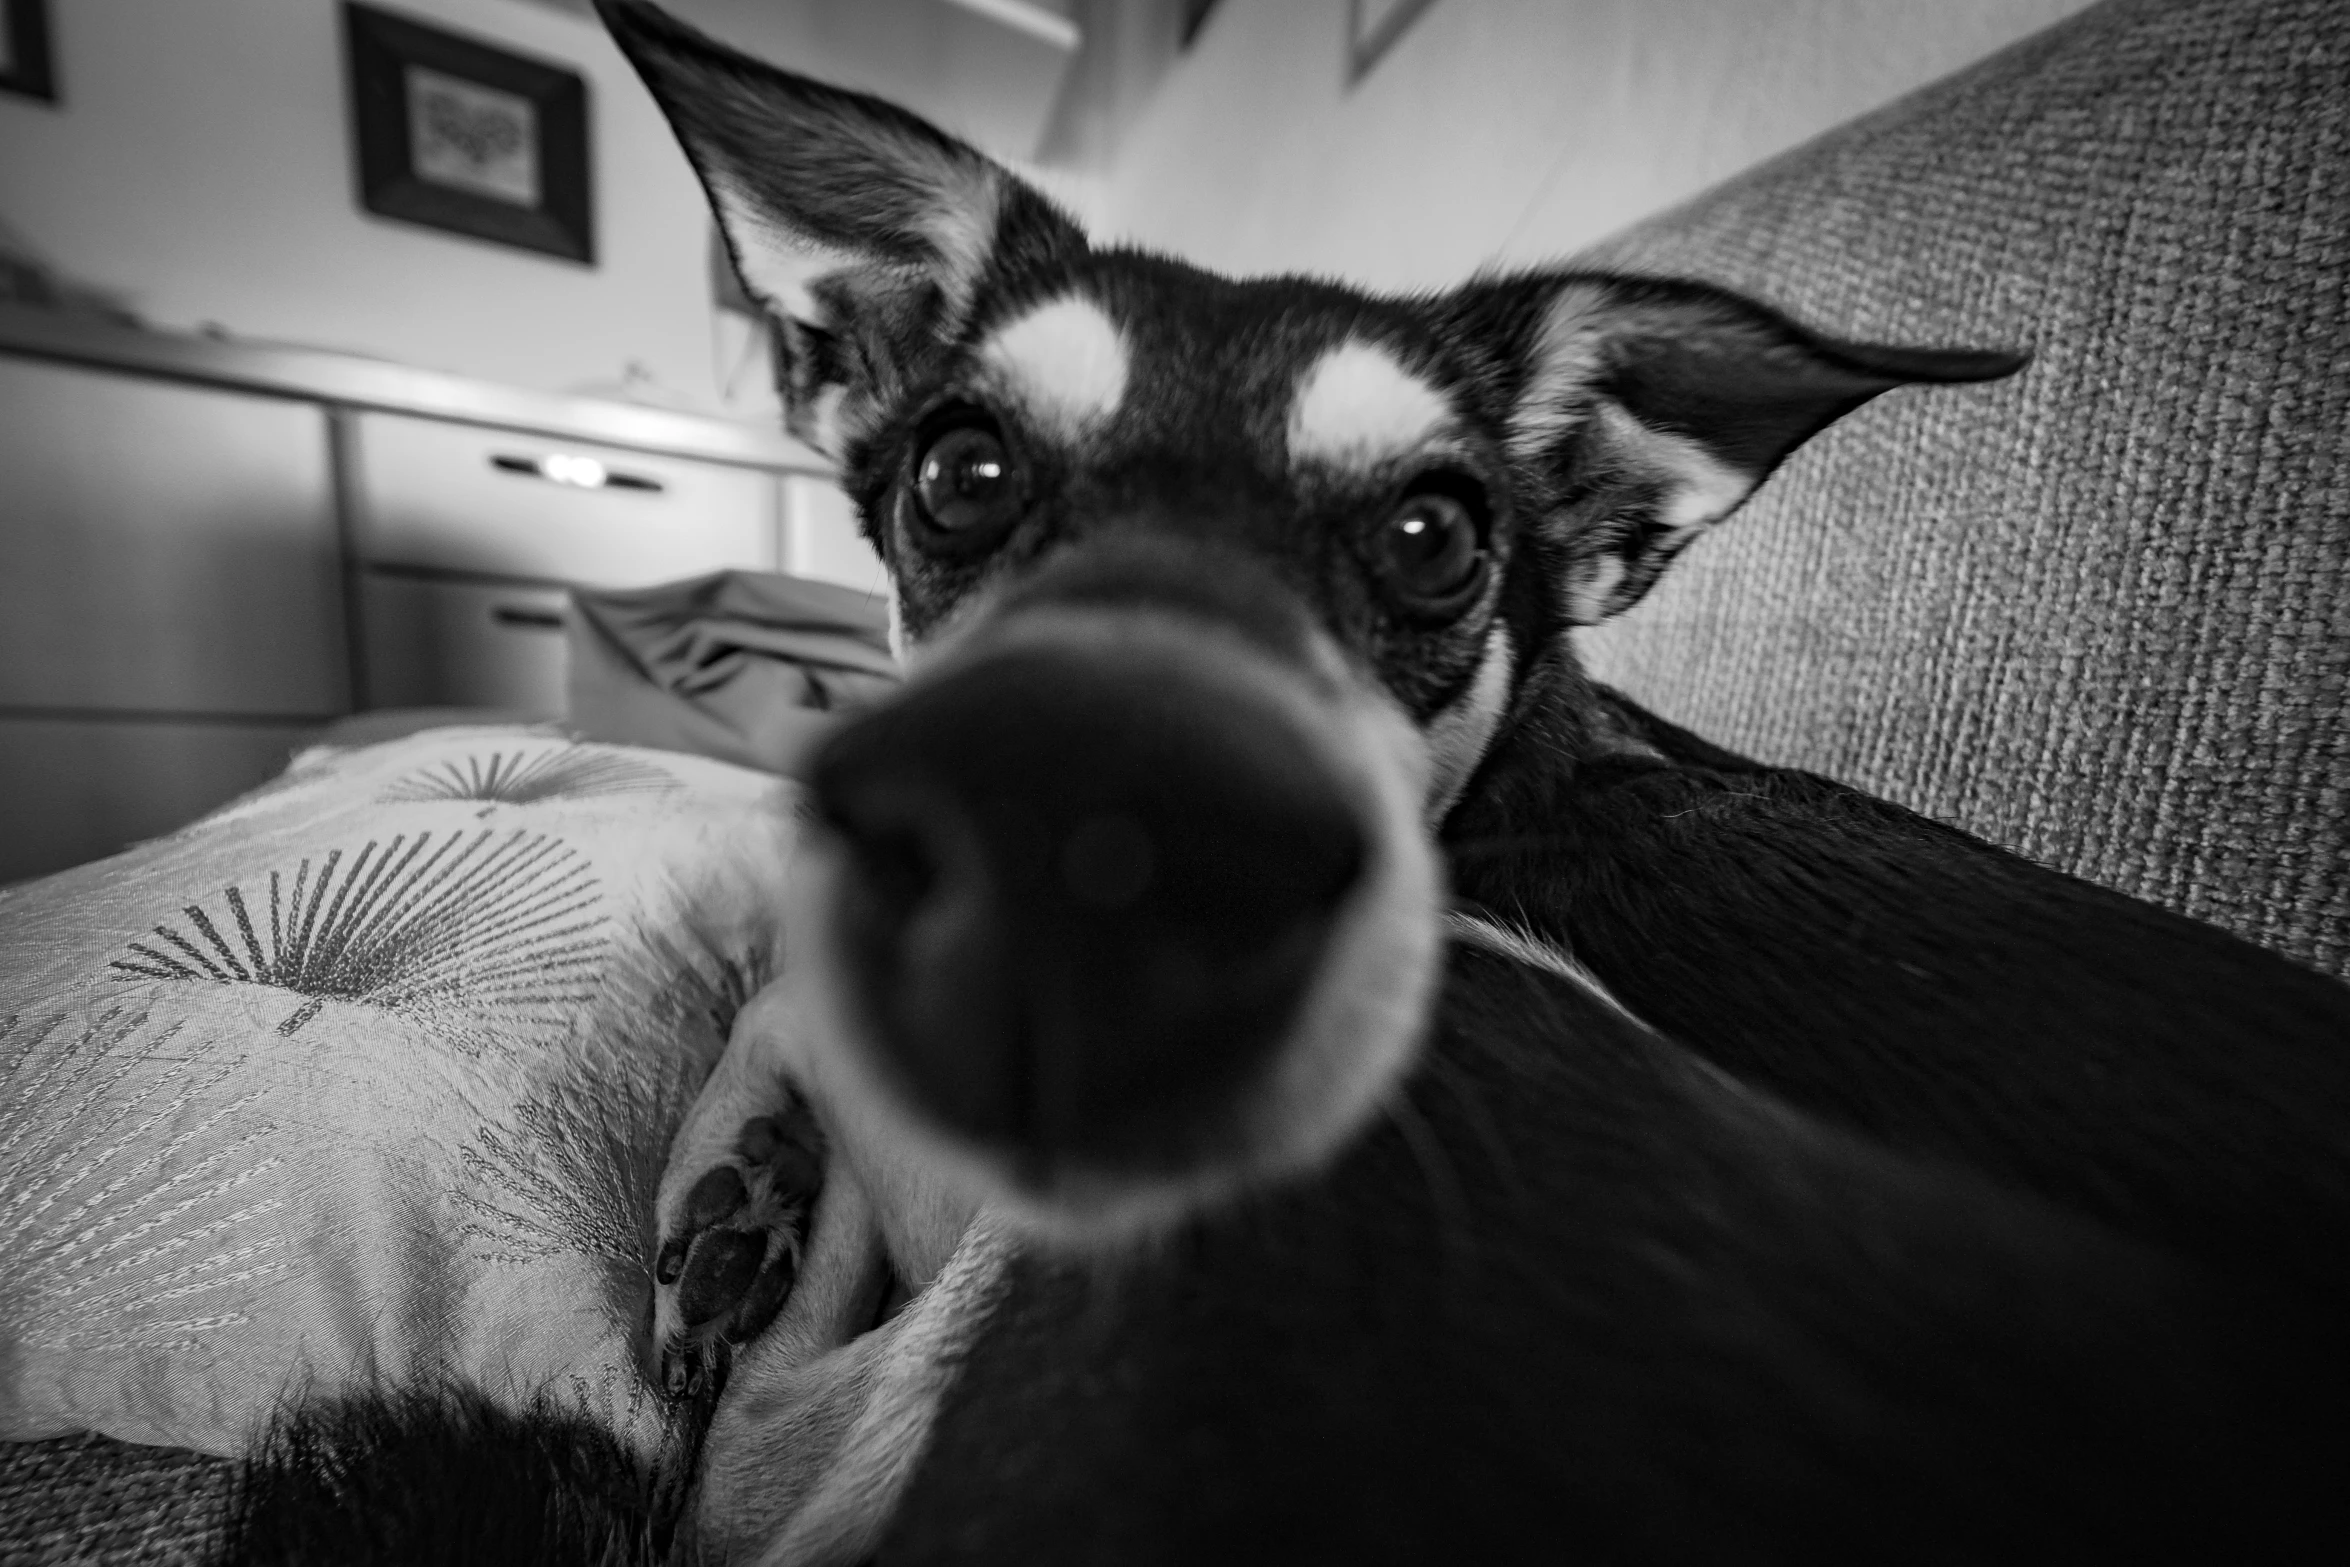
[689,1215,1018,1567]
[648,947,986,1402]
[648,984,828,1400]
[648,932,995,1559]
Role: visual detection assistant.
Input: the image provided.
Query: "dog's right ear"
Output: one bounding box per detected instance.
[598,0,1084,457]
[1448,272,2026,625]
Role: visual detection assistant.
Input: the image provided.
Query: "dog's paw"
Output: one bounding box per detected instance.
[648,1089,827,1402]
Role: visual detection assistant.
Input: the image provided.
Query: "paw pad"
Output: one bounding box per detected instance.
[647,1087,826,1401]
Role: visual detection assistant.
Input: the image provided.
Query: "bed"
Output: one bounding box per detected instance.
[0,569,892,1560]
[4,0,2346,1556]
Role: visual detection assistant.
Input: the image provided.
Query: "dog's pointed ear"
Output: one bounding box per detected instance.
[1459,274,2027,624]
[598,0,1085,456]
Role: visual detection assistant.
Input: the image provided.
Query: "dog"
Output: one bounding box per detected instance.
[232,4,2350,1561]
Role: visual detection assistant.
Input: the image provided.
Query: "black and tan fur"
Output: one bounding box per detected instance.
[235,4,2350,1561]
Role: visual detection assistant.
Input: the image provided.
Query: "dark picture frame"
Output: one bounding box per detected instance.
[343,3,593,264]
[1179,0,1222,51]
[0,0,57,104]
[1346,0,1439,87]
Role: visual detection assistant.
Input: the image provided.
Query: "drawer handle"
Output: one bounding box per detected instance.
[491,604,567,631]
[490,452,666,493]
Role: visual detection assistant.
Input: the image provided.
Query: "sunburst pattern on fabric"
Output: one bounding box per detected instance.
[0,1007,288,1355]
[453,938,767,1376]
[106,830,604,1040]
[453,944,761,1273]
[455,1064,683,1273]
[379,747,678,810]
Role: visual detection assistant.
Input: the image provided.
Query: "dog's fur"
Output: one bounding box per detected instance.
[235,5,2350,1561]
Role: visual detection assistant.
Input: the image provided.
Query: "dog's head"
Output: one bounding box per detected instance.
[603,0,2022,1237]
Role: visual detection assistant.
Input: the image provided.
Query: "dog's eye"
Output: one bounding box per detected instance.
[913,420,1023,541]
[1376,489,1486,615]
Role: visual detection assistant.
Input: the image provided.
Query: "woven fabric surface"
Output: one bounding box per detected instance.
[0,1435,233,1566]
[1574,0,2348,978]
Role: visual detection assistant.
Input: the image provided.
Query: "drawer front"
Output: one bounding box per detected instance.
[352,411,780,586]
[783,474,889,598]
[359,574,570,715]
[0,714,306,885]
[0,356,347,716]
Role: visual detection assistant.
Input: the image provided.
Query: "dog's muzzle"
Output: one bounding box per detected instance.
[801,539,1442,1231]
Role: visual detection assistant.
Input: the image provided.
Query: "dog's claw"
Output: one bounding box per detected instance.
[646,1082,828,1403]
[659,1344,699,1401]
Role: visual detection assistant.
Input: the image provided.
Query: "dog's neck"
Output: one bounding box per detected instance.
[1446,636,1670,830]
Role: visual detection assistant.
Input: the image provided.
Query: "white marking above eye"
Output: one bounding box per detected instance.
[1288,340,1455,469]
[978,294,1130,440]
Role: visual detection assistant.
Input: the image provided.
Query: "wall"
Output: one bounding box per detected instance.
[0,0,765,412]
[0,1,2103,406]
[1093,0,2102,287]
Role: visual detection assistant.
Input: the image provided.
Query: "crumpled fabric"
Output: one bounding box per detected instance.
[567,570,899,778]
[0,727,800,1465]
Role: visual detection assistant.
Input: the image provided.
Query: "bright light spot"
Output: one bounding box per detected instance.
[540,453,609,488]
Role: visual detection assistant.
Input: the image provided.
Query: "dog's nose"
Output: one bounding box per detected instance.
[809,639,1366,1178]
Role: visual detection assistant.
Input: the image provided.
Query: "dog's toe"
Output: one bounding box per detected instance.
[678,1230,768,1327]
[647,1084,828,1401]
[737,1098,825,1185]
[684,1165,751,1230]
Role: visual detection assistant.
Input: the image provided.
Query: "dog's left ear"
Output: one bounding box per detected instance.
[1454,274,2027,624]
[598,0,1085,457]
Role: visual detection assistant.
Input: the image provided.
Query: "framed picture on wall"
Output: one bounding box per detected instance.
[343,3,593,264]
[0,0,58,104]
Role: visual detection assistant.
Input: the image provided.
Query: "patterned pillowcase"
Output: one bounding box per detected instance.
[0,726,797,1466]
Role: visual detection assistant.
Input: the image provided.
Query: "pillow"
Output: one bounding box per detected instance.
[0,726,797,1468]
[568,569,899,779]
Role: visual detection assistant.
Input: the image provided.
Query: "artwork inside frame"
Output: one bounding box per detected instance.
[343,2,594,265]
[0,0,58,104]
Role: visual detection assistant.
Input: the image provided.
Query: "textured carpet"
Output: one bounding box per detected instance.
[1574,0,2348,978]
[0,1435,233,1565]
